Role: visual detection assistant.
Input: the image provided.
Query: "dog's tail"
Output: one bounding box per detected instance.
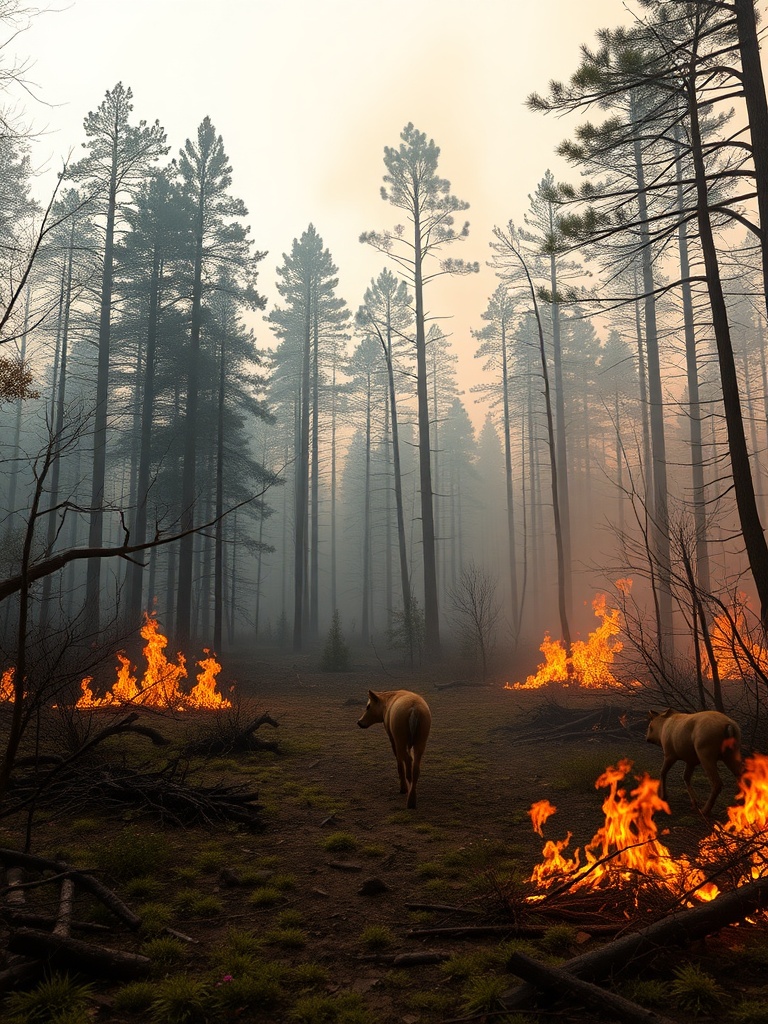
[408,709,420,747]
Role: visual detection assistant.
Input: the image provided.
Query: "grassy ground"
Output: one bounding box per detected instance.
[1,652,766,1024]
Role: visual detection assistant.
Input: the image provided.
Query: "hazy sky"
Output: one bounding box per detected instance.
[21,0,633,425]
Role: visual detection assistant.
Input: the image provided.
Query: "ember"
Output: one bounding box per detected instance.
[506,588,629,690]
[75,614,231,711]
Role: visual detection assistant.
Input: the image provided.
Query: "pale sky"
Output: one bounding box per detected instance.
[20,0,633,426]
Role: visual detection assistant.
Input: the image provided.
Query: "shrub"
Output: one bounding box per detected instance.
[140,936,189,971]
[320,610,351,672]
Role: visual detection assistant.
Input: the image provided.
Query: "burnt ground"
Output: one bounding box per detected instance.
[1,654,767,1024]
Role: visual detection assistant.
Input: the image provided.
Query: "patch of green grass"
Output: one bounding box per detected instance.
[289,963,329,990]
[322,832,358,854]
[4,972,94,1024]
[212,962,288,1014]
[112,980,156,1015]
[149,974,211,1024]
[140,936,189,971]
[386,811,414,825]
[124,875,164,900]
[407,990,457,1014]
[550,748,630,793]
[172,866,199,885]
[621,979,670,1008]
[93,830,170,881]
[173,889,223,919]
[272,872,297,890]
[290,990,374,1023]
[137,901,174,936]
[277,909,304,928]
[248,886,283,908]
[216,927,263,959]
[670,963,724,1015]
[70,817,101,833]
[732,997,768,1024]
[360,844,386,858]
[443,839,515,870]
[538,924,578,956]
[360,924,396,951]
[417,860,444,879]
[193,848,226,874]
[264,927,307,948]
[461,975,508,1014]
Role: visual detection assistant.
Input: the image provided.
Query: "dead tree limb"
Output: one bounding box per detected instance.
[408,922,622,939]
[508,951,678,1024]
[53,878,74,937]
[8,927,151,979]
[0,849,141,929]
[502,875,768,1010]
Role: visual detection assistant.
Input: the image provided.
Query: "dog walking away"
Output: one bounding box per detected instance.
[358,689,431,809]
[646,708,742,816]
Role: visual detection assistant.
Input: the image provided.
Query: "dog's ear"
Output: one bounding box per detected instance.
[368,689,378,701]
[648,710,656,720]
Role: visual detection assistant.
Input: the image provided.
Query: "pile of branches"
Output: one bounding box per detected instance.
[5,712,266,830]
[0,848,150,992]
[183,711,280,756]
[495,698,646,744]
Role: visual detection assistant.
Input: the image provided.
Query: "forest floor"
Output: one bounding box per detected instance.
[1,651,767,1024]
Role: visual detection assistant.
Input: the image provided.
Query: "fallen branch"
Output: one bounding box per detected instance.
[408,922,621,939]
[8,927,150,979]
[0,849,141,930]
[405,902,483,916]
[508,950,678,1024]
[501,874,768,1010]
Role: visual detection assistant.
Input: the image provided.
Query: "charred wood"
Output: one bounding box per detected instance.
[8,927,151,979]
[501,875,768,1010]
[507,950,678,1024]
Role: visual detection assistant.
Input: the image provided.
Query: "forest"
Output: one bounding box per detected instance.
[3,2,768,1022]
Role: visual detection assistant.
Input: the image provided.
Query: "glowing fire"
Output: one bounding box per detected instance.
[506,589,628,690]
[707,600,768,680]
[0,667,14,701]
[75,614,231,711]
[528,754,768,902]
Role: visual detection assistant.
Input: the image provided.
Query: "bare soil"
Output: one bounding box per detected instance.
[2,653,766,1023]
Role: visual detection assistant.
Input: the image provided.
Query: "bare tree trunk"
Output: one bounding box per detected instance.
[413,216,440,658]
[127,248,161,626]
[631,93,674,665]
[501,321,520,634]
[688,56,768,627]
[86,146,119,630]
[214,333,226,652]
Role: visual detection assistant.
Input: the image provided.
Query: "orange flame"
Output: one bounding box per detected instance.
[0,667,14,701]
[529,753,768,902]
[75,613,231,711]
[706,600,768,680]
[506,591,629,690]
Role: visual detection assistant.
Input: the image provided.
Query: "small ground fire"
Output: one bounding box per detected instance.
[75,614,232,711]
[528,754,768,903]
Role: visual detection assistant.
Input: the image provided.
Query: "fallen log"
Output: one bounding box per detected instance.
[501,874,768,1011]
[2,911,110,934]
[507,951,678,1024]
[405,902,482,916]
[53,878,75,937]
[8,927,151,979]
[0,849,141,930]
[409,922,621,939]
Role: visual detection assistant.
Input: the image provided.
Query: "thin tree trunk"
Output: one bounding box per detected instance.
[501,320,520,633]
[214,333,226,652]
[86,142,119,630]
[413,211,440,658]
[127,248,161,625]
[176,180,206,647]
[688,53,768,626]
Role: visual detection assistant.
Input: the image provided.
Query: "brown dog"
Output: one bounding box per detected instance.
[646,708,742,815]
[358,689,431,809]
